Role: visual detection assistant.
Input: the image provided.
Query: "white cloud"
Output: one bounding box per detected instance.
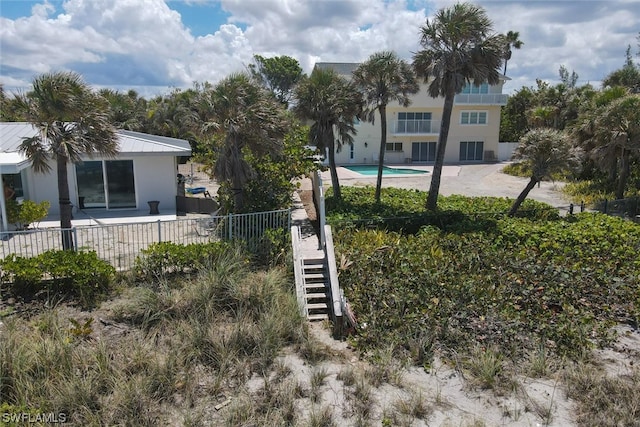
[0,0,638,97]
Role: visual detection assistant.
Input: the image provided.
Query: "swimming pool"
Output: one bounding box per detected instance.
[343,165,428,176]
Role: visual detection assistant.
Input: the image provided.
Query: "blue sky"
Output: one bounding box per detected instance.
[1,0,638,97]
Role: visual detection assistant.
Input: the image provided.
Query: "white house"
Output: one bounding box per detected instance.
[0,122,191,229]
[314,62,508,165]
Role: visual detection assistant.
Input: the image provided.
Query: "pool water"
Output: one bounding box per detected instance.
[343,165,428,176]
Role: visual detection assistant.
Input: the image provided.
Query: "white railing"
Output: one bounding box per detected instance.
[290,225,307,317]
[392,119,440,135]
[0,209,291,271]
[311,170,326,249]
[454,93,508,105]
[323,225,344,337]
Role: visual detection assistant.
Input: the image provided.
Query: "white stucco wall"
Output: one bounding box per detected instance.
[23,155,179,215]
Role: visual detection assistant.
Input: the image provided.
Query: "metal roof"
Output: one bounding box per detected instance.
[0,122,191,165]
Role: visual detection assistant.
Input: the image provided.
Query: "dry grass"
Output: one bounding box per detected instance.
[563,363,640,426]
[0,252,308,426]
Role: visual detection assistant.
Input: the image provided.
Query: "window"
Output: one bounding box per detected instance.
[411,142,436,162]
[461,83,489,94]
[76,160,136,209]
[2,173,24,199]
[461,111,487,125]
[385,142,403,152]
[459,141,484,161]
[396,112,432,133]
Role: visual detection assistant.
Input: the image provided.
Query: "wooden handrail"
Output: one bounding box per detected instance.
[324,224,343,337]
[290,226,306,317]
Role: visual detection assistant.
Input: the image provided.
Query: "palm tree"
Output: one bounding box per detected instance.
[294,68,362,202]
[15,71,118,249]
[586,94,640,199]
[353,51,419,203]
[413,2,505,211]
[200,73,288,212]
[508,128,578,216]
[503,30,523,75]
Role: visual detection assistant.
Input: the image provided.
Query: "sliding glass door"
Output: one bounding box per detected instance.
[76,160,136,209]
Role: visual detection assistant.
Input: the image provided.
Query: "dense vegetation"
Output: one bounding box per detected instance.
[328,187,640,365]
[0,245,331,426]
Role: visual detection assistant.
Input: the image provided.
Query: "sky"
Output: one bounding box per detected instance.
[0,0,638,98]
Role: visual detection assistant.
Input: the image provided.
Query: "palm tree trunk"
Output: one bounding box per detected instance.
[616,148,630,200]
[233,177,244,212]
[375,104,387,203]
[426,92,455,211]
[327,131,341,201]
[508,177,538,216]
[57,155,74,250]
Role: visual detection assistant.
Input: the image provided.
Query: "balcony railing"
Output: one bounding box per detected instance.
[392,119,440,135]
[454,93,508,105]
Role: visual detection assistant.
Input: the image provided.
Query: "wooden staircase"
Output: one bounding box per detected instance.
[302,257,330,321]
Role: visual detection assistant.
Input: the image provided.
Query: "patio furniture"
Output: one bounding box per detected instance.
[148,200,160,215]
[186,187,207,195]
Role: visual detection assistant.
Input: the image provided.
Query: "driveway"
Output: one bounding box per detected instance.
[312,162,572,209]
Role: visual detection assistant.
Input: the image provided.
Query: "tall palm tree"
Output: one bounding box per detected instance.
[294,68,362,202]
[353,51,419,203]
[503,30,523,75]
[200,73,288,212]
[15,71,118,249]
[508,128,578,216]
[587,94,640,199]
[413,2,505,211]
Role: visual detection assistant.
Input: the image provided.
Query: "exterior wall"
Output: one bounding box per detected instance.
[331,80,506,165]
[23,155,179,215]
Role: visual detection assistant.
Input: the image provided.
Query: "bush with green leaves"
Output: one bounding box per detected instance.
[134,240,236,279]
[6,199,50,230]
[326,186,557,234]
[0,250,115,307]
[330,188,640,364]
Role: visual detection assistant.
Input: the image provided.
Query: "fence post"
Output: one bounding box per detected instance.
[228,213,233,241]
[569,203,574,215]
[603,199,608,214]
[73,228,78,252]
[157,220,162,242]
[580,201,585,212]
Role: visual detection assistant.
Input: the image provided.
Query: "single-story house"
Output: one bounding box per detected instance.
[0,122,191,230]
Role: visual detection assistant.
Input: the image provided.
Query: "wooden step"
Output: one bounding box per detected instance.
[304,283,327,290]
[303,262,325,268]
[304,273,326,280]
[307,313,329,321]
[306,303,328,310]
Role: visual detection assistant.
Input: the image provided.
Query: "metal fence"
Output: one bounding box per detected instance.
[0,210,291,271]
[593,197,639,221]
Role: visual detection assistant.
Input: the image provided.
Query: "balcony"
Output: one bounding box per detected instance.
[454,93,508,105]
[392,119,440,135]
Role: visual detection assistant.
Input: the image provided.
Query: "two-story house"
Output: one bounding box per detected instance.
[314,62,508,165]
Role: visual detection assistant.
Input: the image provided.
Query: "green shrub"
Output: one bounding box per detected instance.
[5,200,50,230]
[134,240,236,279]
[333,209,640,364]
[0,250,114,307]
[326,186,558,233]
